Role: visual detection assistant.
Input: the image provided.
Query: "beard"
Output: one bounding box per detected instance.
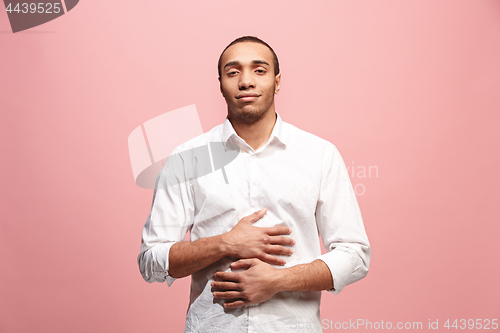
[229,104,270,125]
[223,86,275,125]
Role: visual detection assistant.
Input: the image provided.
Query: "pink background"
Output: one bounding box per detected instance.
[1,0,499,332]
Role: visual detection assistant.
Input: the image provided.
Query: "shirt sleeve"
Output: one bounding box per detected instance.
[137,147,195,285]
[315,143,371,295]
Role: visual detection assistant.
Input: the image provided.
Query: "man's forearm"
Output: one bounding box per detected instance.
[275,259,334,292]
[168,208,293,279]
[169,235,230,278]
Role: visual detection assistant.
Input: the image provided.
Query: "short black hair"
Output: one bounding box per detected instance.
[218,36,280,78]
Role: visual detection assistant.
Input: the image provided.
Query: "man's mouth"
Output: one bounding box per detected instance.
[236,93,260,102]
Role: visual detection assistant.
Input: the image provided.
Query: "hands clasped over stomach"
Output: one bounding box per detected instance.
[212,207,295,308]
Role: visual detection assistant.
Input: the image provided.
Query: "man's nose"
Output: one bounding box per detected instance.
[239,70,255,90]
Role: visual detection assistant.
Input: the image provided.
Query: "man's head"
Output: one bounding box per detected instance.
[217,36,280,78]
[218,36,281,125]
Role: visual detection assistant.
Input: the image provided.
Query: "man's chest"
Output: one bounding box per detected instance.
[188,149,322,239]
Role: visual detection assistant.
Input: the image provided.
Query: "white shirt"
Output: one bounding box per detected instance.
[138,112,371,333]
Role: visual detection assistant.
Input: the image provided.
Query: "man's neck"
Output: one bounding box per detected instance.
[228,109,277,152]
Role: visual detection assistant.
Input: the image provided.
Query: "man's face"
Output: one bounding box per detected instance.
[219,42,281,125]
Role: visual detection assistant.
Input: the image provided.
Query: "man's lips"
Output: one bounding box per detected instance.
[236,93,260,102]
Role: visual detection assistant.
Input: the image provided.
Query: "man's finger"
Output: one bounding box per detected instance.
[213,291,243,299]
[224,300,247,308]
[249,207,267,223]
[230,258,256,269]
[211,281,241,291]
[265,245,293,256]
[269,235,295,246]
[213,272,239,282]
[264,226,292,236]
[260,253,286,266]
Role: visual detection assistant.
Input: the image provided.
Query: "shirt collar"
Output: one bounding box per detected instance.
[221,111,288,150]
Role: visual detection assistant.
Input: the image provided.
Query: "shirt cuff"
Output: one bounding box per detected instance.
[316,249,353,295]
[149,241,177,286]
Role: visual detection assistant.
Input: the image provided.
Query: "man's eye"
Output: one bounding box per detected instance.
[227,71,238,76]
[256,70,266,74]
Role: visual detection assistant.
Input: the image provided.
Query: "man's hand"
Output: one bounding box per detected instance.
[221,207,295,266]
[168,207,294,279]
[212,259,335,308]
[212,258,283,308]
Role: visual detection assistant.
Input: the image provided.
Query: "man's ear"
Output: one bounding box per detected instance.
[274,73,281,95]
[218,76,223,94]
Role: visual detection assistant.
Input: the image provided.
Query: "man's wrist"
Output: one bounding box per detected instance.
[217,233,234,257]
[273,267,288,293]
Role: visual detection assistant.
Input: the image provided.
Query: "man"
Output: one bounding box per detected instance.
[138,36,371,332]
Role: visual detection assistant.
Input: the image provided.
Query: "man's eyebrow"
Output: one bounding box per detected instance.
[223,60,271,70]
[251,60,270,67]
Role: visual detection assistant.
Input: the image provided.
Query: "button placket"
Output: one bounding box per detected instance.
[248,153,254,210]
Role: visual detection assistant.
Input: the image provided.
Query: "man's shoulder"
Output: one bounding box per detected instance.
[282,120,336,150]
